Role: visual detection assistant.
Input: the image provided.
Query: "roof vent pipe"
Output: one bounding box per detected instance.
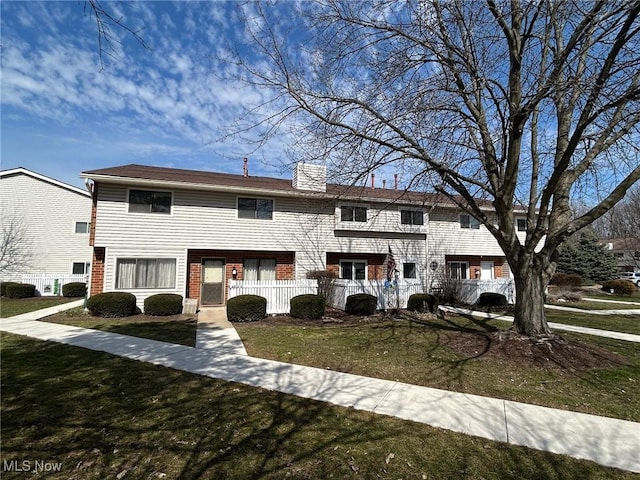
[243,158,248,177]
[371,173,375,188]
[382,179,386,189]
[394,174,398,190]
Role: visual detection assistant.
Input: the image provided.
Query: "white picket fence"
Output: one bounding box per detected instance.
[21,273,87,296]
[228,279,318,314]
[330,279,424,310]
[455,279,515,304]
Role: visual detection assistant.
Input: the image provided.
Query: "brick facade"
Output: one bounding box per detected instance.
[326,252,387,280]
[187,249,295,303]
[90,247,105,295]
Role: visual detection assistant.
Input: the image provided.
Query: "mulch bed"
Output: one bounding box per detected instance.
[242,308,628,373]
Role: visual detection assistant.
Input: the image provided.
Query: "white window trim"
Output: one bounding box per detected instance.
[400,209,425,226]
[460,214,480,230]
[236,196,275,220]
[402,261,419,279]
[339,259,368,280]
[73,221,91,234]
[338,204,369,223]
[127,188,174,215]
[448,261,469,280]
[516,218,527,232]
[71,261,91,275]
[114,257,177,290]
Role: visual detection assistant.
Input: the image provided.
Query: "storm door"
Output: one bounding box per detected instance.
[201,259,225,305]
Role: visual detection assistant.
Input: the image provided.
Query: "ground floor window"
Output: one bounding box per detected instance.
[340,260,367,280]
[448,261,469,280]
[72,262,90,275]
[243,258,276,281]
[116,258,176,289]
[403,262,417,279]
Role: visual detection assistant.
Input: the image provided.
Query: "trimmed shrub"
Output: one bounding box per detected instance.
[549,273,582,287]
[5,283,36,299]
[144,294,183,316]
[227,295,267,322]
[407,293,437,313]
[290,294,325,320]
[345,293,377,316]
[477,292,508,309]
[602,279,636,295]
[86,292,137,317]
[1,281,20,297]
[62,282,87,298]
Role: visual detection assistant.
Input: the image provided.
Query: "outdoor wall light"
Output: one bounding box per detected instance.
[232,267,238,279]
[429,261,438,272]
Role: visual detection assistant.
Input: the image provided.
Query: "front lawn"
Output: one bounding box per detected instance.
[42,307,197,347]
[235,313,640,422]
[0,296,78,318]
[545,310,640,335]
[1,333,635,480]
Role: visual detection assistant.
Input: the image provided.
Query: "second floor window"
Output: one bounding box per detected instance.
[401,210,424,225]
[238,198,273,220]
[129,190,172,214]
[460,214,480,229]
[341,206,367,222]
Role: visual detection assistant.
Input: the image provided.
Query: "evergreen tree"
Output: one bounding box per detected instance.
[556,230,618,283]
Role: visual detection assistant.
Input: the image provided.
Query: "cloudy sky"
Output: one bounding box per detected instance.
[1,1,294,188]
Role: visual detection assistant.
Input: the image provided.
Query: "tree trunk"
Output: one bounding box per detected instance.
[511,256,552,336]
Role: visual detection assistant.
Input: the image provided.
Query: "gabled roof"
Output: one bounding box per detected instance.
[81,163,454,207]
[1,167,91,197]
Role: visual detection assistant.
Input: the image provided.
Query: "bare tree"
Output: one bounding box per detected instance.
[0,216,32,278]
[84,0,150,70]
[231,0,640,336]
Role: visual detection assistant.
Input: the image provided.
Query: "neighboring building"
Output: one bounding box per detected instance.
[0,167,93,282]
[81,163,526,308]
[605,237,640,272]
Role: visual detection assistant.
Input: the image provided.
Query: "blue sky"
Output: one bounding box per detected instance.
[1,1,294,188]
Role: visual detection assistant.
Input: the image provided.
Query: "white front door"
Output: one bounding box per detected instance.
[481,261,494,280]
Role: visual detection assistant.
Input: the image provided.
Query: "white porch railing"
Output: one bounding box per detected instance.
[228,279,318,314]
[21,274,87,296]
[329,279,424,310]
[455,279,515,304]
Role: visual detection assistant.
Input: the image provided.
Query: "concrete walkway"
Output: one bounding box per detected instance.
[439,306,640,343]
[1,302,639,473]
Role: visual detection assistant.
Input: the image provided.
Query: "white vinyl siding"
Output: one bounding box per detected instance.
[0,171,92,279]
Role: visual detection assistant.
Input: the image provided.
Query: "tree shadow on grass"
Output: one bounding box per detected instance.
[1,333,634,479]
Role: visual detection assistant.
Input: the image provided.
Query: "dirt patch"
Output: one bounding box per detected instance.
[240,307,392,328]
[441,329,629,372]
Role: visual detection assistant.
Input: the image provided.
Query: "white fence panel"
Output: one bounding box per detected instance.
[456,279,515,304]
[329,279,424,310]
[21,273,87,296]
[228,279,318,314]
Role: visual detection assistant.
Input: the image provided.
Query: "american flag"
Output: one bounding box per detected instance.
[385,245,397,282]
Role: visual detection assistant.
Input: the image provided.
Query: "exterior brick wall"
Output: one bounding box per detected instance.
[90,247,105,295]
[186,249,295,303]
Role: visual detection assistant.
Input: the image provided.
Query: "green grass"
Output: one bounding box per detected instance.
[236,315,640,422]
[545,310,640,335]
[0,296,78,318]
[1,333,636,480]
[42,308,197,347]
[548,300,640,311]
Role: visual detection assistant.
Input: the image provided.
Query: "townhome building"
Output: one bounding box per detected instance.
[80,163,525,309]
[0,167,93,289]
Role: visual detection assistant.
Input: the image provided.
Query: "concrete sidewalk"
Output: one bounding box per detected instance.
[1,303,639,473]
